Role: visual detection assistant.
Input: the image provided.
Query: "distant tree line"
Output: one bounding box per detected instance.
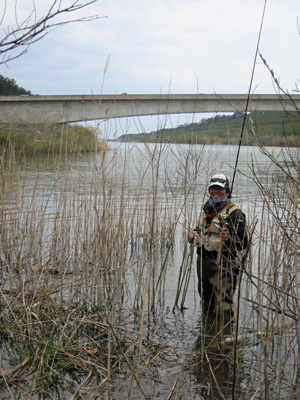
[117,111,300,147]
[0,75,32,95]
[175,112,243,130]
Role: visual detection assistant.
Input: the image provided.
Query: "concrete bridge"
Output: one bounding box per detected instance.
[0,93,299,124]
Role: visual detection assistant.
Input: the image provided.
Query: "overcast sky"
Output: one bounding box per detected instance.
[1,0,300,135]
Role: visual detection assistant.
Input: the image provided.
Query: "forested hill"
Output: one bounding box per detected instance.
[117,111,300,147]
[0,75,32,95]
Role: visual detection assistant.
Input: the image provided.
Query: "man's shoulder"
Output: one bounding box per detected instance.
[228,204,246,220]
[228,204,239,214]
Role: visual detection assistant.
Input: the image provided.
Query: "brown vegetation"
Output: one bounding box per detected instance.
[0,107,299,398]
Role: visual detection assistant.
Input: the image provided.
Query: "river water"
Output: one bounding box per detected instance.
[1,142,299,399]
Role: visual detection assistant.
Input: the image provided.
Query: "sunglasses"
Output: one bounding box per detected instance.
[210,178,226,184]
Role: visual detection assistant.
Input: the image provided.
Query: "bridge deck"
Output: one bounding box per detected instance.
[0,94,299,124]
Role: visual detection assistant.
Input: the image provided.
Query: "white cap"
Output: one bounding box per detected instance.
[208,174,228,189]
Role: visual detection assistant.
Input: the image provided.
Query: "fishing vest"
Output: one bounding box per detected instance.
[194,205,234,252]
[195,206,226,251]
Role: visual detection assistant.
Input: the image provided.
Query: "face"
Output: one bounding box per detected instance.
[209,185,227,201]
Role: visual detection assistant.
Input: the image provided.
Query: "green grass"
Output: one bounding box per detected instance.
[0,123,107,155]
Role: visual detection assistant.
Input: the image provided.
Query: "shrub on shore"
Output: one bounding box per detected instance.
[0,123,107,155]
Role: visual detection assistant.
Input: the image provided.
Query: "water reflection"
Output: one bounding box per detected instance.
[191,306,236,400]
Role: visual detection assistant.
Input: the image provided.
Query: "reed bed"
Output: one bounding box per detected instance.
[0,121,299,399]
[0,140,206,399]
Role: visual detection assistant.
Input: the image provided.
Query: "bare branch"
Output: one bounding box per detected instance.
[0,0,106,65]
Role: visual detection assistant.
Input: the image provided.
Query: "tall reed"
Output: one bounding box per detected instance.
[0,132,209,398]
[0,107,299,399]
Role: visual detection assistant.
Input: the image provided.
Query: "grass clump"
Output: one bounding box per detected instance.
[0,123,107,155]
[15,335,83,394]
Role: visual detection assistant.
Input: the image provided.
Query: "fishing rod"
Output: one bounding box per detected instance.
[230,1,267,196]
[232,2,267,399]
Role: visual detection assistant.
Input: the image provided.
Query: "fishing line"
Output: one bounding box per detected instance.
[232,2,267,400]
[230,0,267,196]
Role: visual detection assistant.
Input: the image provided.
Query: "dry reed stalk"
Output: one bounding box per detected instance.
[2,126,299,398]
[107,322,149,399]
[0,140,182,398]
[292,172,300,356]
[245,123,300,397]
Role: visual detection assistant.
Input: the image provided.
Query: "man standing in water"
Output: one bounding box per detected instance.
[188,174,248,315]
